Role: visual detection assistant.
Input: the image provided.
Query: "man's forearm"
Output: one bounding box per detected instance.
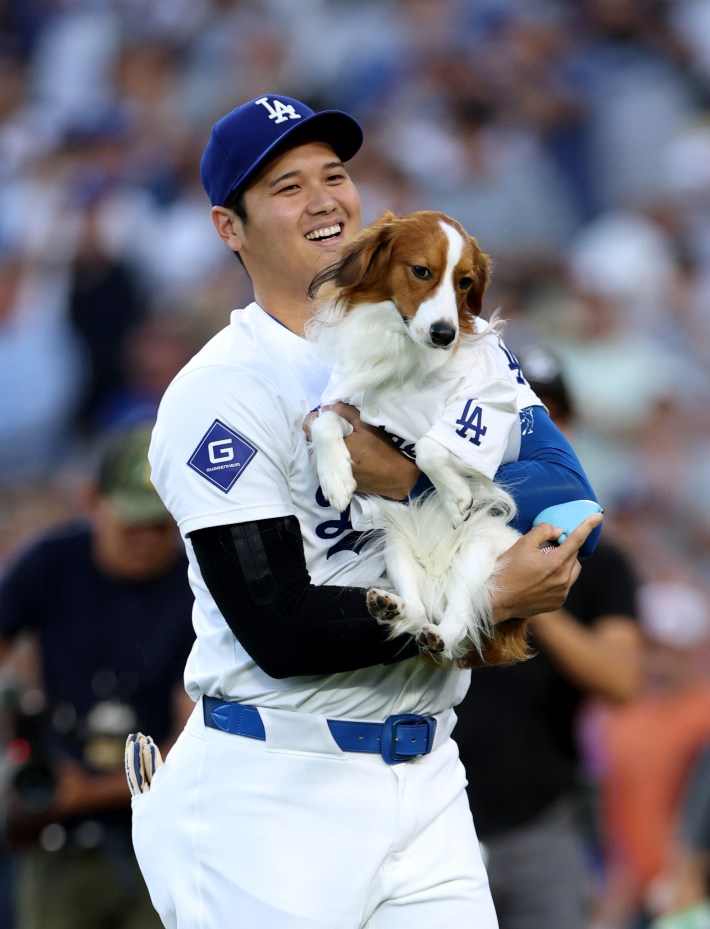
[532,609,642,702]
[343,415,420,498]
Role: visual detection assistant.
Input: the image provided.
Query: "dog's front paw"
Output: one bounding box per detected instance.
[319,468,357,513]
[416,624,445,653]
[439,488,474,528]
[311,413,357,512]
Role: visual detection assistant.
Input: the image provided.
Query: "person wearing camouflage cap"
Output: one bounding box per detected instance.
[0,422,195,929]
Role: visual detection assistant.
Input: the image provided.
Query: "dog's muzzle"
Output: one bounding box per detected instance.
[429,321,457,347]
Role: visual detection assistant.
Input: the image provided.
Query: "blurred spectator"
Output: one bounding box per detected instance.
[433,84,580,261]
[67,190,149,436]
[577,0,697,212]
[27,7,121,129]
[94,315,202,431]
[0,245,85,485]
[454,345,642,929]
[491,7,598,223]
[518,211,690,520]
[0,483,74,576]
[0,423,194,929]
[648,739,710,929]
[566,209,678,333]
[590,580,710,929]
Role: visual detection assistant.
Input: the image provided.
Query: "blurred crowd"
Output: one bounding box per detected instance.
[2,0,710,582]
[1,0,710,927]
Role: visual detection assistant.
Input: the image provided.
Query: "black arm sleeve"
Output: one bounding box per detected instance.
[189,516,418,679]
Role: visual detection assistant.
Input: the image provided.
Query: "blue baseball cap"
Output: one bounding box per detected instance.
[200,94,364,207]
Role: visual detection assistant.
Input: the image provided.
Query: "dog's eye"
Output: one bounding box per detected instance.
[411,265,432,281]
[459,277,473,290]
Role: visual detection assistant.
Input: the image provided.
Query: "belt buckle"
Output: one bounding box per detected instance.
[380,714,436,765]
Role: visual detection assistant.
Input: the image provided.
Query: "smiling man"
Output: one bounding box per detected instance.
[131,94,602,929]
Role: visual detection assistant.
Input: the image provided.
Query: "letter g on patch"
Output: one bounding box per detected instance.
[188,420,257,492]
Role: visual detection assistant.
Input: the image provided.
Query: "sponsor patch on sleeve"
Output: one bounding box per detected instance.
[187,420,257,492]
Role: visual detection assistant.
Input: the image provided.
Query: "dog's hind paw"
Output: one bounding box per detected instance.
[366,587,403,622]
[416,624,445,653]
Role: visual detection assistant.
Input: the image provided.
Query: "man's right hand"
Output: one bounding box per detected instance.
[491,513,604,623]
[305,403,420,501]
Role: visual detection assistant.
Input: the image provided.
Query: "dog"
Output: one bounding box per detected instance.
[306,210,531,668]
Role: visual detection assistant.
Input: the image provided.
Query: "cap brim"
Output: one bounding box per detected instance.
[107,492,173,527]
[228,110,363,202]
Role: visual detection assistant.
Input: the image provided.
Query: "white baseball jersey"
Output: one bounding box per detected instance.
[142,303,540,929]
[321,318,543,476]
[149,302,470,721]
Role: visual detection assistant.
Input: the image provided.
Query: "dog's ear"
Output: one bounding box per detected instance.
[376,209,399,224]
[464,239,493,318]
[337,216,396,291]
[309,215,397,301]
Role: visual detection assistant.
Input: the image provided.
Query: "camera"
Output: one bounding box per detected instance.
[0,679,56,815]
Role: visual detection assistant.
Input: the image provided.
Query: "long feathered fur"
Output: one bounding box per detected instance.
[375,489,521,656]
[307,298,503,397]
[308,210,532,668]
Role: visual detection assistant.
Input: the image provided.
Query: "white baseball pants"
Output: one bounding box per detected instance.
[132,699,498,929]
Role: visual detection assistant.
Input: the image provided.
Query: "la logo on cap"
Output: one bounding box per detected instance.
[199,93,363,206]
[254,96,303,125]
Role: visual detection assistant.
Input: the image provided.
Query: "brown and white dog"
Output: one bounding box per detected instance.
[307,210,530,668]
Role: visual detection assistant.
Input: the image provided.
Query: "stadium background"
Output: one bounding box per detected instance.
[1,0,710,925]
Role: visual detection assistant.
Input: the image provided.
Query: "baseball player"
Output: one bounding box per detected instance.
[130,94,603,929]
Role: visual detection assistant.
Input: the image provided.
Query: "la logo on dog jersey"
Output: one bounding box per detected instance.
[188,420,257,492]
[254,96,302,125]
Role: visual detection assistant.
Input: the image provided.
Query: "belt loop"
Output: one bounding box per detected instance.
[203,696,265,739]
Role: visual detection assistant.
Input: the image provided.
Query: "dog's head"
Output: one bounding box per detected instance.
[309,210,492,351]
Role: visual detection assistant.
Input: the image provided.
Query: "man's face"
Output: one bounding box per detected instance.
[92,499,181,581]
[229,141,362,303]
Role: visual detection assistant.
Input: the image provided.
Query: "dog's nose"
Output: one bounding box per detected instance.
[429,321,456,346]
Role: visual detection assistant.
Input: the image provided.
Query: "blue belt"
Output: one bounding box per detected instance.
[202,696,437,765]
